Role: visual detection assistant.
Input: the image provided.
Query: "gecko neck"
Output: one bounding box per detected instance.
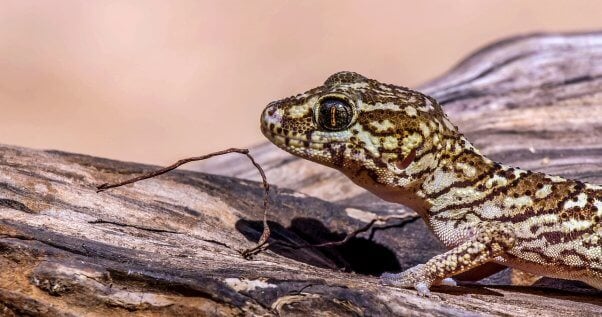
[348,136,502,220]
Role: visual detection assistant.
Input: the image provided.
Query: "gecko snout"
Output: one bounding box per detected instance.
[260,101,283,138]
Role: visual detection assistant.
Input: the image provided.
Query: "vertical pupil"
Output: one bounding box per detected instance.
[330,106,337,127]
[318,98,352,130]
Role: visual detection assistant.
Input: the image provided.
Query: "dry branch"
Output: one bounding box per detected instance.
[2,32,602,316]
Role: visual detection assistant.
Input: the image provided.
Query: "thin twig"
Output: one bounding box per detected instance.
[96,147,271,258]
[98,148,252,192]
[276,214,420,249]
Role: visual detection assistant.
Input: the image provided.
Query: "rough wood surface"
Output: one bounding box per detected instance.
[2,32,602,316]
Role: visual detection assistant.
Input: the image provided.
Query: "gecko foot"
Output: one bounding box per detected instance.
[380,264,435,297]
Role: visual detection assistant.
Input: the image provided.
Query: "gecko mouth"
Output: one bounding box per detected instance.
[261,124,315,146]
[260,122,342,158]
[260,103,316,147]
[260,104,341,154]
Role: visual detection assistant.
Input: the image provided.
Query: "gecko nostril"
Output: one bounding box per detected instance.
[261,103,279,129]
[264,102,278,116]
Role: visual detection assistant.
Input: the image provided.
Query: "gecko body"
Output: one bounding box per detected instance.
[260,71,602,295]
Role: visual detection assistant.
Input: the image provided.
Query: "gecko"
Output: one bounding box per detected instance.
[260,71,602,296]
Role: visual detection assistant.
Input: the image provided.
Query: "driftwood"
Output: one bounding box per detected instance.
[2,32,602,316]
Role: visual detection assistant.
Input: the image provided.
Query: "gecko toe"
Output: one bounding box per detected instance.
[415,282,432,297]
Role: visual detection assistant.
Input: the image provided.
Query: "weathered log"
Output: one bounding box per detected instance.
[2,32,602,316]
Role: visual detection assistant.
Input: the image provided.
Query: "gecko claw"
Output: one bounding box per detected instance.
[380,264,439,297]
[415,282,432,297]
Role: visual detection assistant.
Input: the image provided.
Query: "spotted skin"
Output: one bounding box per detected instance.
[260,71,602,295]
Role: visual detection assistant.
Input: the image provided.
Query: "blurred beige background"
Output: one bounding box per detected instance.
[1,1,601,165]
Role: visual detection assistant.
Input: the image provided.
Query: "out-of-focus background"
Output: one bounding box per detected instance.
[1,1,601,165]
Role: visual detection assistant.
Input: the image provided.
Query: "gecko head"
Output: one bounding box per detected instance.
[261,71,457,188]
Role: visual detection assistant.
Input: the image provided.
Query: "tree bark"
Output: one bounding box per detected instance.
[2,32,602,316]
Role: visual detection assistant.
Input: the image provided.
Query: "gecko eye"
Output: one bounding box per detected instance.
[316,97,354,131]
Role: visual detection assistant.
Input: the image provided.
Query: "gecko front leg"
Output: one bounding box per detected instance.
[381,222,516,296]
[262,72,602,294]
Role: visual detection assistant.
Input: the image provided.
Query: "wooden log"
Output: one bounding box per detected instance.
[2,32,602,316]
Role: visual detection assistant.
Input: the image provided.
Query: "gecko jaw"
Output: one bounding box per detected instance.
[260,114,351,167]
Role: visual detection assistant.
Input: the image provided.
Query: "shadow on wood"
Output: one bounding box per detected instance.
[2,31,602,316]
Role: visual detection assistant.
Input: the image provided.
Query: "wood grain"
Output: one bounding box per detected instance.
[2,32,602,316]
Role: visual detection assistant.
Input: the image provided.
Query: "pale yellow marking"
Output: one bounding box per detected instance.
[586,183,602,190]
[444,138,452,151]
[343,82,370,90]
[405,153,437,175]
[485,175,508,188]
[378,84,392,91]
[479,202,505,220]
[429,120,437,130]
[514,214,559,238]
[381,153,398,161]
[512,168,528,179]
[563,193,588,210]
[443,207,472,220]
[311,130,350,143]
[309,142,324,150]
[404,106,418,117]
[454,187,482,199]
[583,235,602,256]
[288,105,310,119]
[355,128,379,156]
[423,169,459,195]
[430,187,484,212]
[369,119,395,132]
[275,108,285,118]
[417,97,435,112]
[419,122,431,138]
[442,117,456,131]
[432,134,440,146]
[273,135,286,146]
[288,139,304,147]
[370,135,382,148]
[503,196,533,209]
[382,136,398,150]
[455,162,477,178]
[535,184,553,198]
[486,208,559,230]
[361,102,400,111]
[562,219,592,232]
[400,132,422,155]
[585,246,601,265]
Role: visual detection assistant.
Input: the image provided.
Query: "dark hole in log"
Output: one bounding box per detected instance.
[236,217,402,275]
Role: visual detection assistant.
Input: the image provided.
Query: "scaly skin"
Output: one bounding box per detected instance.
[260,71,602,296]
